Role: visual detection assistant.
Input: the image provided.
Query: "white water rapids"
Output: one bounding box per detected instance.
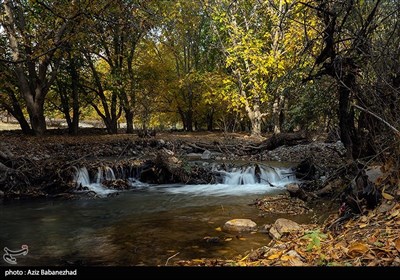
[73,164,298,197]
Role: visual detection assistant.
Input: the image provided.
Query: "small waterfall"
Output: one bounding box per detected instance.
[223,166,257,185]
[73,163,297,197]
[75,167,91,187]
[259,166,297,187]
[104,166,116,181]
[73,165,148,197]
[165,164,298,196]
[74,166,117,197]
[221,164,296,187]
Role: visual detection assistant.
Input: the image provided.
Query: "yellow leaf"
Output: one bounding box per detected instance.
[267,252,282,260]
[280,255,293,261]
[225,238,233,242]
[239,237,246,241]
[359,223,368,228]
[240,254,249,262]
[382,187,394,200]
[348,242,369,257]
[382,192,394,200]
[215,227,222,232]
[390,210,399,218]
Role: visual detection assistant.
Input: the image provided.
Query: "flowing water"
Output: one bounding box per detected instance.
[0,163,311,266]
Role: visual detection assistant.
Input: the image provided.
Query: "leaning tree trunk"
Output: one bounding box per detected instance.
[4,90,32,134]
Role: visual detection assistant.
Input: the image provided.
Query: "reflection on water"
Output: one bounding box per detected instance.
[0,185,311,266]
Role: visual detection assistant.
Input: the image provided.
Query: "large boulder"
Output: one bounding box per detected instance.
[223,219,257,232]
[269,218,301,239]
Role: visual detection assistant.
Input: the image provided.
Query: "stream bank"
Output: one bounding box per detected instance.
[3,130,398,267]
[0,131,347,200]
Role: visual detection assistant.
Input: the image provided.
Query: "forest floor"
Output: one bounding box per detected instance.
[1,129,399,266]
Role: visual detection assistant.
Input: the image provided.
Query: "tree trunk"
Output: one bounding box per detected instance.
[25,93,47,136]
[125,109,134,134]
[246,103,262,136]
[60,90,73,130]
[14,113,32,135]
[3,0,69,136]
[178,108,186,131]
[3,90,32,134]
[206,108,214,131]
[185,110,193,132]
[337,71,358,159]
[70,54,80,136]
[272,98,281,133]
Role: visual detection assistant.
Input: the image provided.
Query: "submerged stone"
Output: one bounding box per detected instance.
[223,219,257,232]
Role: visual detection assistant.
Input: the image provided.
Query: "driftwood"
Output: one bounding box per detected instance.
[181,132,309,157]
[257,132,309,151]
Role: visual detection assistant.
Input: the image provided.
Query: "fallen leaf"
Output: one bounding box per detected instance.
[360,216,368,223]
[395,238,400,252]
[280,255,293,261]
[239,254,249,262]
[224,238,232,242]
[239,237,246,241]
[348,242,369,257]
[359,223,368,228]
[390,209,399,218]
[215,227,222,232]
[267,252,282,260]
[382,188,394,200]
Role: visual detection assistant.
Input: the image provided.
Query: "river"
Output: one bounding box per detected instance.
[1,165,312,266]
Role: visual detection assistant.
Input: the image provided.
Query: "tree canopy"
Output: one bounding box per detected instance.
[1,0,399,159]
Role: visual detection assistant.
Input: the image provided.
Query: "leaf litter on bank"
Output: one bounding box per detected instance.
[176,201,400,266]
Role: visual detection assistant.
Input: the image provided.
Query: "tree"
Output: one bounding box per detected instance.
[0,0,84,135]
[207,0,311,136]
[81,0,154,134]
[47,43,83,135]
[303,0,392,158]
[158,0,223,131]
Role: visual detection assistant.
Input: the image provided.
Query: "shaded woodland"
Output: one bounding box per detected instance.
[1,0,399,162]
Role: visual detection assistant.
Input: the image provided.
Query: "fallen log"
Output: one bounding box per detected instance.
[258,132,309,151]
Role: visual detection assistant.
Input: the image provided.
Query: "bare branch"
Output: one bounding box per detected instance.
[352,104,400,138]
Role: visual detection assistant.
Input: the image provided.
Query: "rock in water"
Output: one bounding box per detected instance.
[269,218,301,239]
[286,183,300,196]
[223,219,257,232]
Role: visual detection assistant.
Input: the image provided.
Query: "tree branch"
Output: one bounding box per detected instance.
[352,104,400,138]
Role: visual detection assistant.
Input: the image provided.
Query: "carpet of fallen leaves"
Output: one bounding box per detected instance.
[175,199,400,266]
[255,193,311,216]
